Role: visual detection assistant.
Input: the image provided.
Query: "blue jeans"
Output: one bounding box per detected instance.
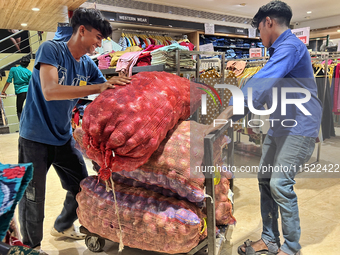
[18,137,88,248]
[258,135,315,255]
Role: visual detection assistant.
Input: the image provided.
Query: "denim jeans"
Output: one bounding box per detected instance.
[18,136,88,248]
[258,135,315,255]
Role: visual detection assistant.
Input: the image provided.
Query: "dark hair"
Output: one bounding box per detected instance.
[20,57,30,68]
[251,0,292,28]
[70,8,112,38]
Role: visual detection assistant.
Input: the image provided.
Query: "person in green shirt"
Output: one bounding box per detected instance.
[1,57,32,120]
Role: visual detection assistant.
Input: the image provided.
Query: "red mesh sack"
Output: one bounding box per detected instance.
[76,176,207,254]
[114,121,231,202]
[81,72,204,180]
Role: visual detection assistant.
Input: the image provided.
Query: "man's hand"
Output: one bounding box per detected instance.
[107,76,132,86]
[98,82,115,93]
[1,92,6,98]
[97,77,132,93]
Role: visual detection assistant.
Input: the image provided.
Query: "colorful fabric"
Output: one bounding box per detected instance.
[0,162,33,240]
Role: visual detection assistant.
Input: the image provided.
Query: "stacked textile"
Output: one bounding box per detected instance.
[151,44,196,68]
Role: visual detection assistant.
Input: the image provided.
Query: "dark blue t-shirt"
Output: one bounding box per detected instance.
[20,40,106,145]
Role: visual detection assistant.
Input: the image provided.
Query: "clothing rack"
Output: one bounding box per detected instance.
[309,51,340,165]
[117,28,182,37]
[225,57,268,153]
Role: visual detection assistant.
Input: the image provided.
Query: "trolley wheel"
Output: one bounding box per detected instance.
[85,235,105,252]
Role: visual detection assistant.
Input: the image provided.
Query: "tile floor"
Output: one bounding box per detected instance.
[1,129,339,255]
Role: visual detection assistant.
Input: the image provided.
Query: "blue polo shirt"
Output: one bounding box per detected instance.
[229,29,322,138]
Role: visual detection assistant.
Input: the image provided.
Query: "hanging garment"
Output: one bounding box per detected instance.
[315,69,335,140]
[332,64,340,115]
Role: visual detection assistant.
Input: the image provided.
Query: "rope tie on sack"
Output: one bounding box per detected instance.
[110,175,124,252]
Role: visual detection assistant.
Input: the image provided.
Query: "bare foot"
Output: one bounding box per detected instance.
[239,239,268,253]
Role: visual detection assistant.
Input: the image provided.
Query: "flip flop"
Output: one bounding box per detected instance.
[238,239,278,255]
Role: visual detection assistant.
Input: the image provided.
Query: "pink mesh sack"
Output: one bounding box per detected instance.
[77,176,207,254]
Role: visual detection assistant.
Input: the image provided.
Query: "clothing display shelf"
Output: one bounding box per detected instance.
[187,31,261,51]
[224,57,268,157]
[173,50,226,122]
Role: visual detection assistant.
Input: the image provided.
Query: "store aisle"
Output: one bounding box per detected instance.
[0,131,339,255]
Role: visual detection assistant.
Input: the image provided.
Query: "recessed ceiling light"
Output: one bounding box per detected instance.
[21,23,27,27]
[32,8,40,11]
[307,11,312,14]
[337,30,340,33]
[239,3,246,6]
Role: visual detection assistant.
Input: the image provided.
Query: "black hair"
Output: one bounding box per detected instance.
[20,57,30,68]
[251,0,292,28]
[70,8,112,38]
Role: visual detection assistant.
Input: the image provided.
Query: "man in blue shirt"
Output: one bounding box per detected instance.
[216,1,322,255]
[18,8,131,252]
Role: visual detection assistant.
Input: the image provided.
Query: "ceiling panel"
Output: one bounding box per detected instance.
[0,0,87,32]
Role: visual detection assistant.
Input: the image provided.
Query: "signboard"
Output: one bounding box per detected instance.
[116,14,149,24]
[292,27,310,45]
[199,43,214,57]
[204,23,215,35]
[248,28,257,38]
[199,43,214,52]
[249,48,262,58]
[235,28,246,35]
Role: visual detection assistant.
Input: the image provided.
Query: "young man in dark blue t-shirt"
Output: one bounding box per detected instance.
[18,8,131,251]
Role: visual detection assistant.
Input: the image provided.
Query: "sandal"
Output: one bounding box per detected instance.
[238,239,278,255]
[50,224,85,240]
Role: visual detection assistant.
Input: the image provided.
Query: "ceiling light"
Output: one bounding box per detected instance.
[21,23,27,27]
[307,11,312,14]
[239,3,246,6]
[32,8,40,11]
[337,30,340,32]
